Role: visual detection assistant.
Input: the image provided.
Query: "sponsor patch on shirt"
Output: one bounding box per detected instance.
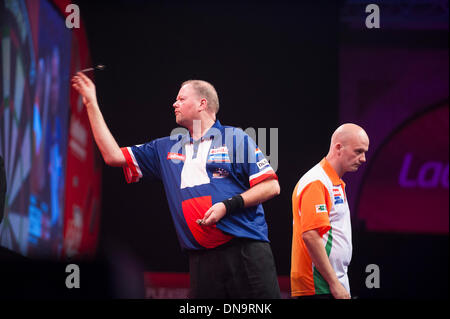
[257,158,270,170]
[334,195,344,205]
[212,167,229,179]
[167,152,186,161]
[333,187,344,205]
[315,204,328,213]
[208,146,230,163]
[209,146,228,155]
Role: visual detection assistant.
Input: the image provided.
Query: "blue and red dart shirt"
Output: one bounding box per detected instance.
[121,120,278,250]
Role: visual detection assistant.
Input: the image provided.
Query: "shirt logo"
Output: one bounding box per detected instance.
[212,168,229,179]
[315,204,327,213]
[334,196,344,205]
[167,152,186,161]
[333,187,344,205]
[257,158,269,170]
[209,146,228,155]
[208,146,230,163]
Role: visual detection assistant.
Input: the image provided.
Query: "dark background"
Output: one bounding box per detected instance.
[74,0,339,274]
[68,0,447,299]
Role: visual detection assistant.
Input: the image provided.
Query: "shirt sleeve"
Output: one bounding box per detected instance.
[233,129,277,187]
[299,180,331,237]
[120,140,161,183]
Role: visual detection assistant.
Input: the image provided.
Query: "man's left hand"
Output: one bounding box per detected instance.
[196,202,227,226]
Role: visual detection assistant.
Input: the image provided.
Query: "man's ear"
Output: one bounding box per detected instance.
[199,98,208,112]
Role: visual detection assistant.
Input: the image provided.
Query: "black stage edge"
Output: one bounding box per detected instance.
[0,246,145,299]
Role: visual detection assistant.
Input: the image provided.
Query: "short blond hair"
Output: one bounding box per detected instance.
[181,80,219,114]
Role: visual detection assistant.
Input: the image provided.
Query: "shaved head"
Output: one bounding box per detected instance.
[326,123,370,177]
[330,123,369,151]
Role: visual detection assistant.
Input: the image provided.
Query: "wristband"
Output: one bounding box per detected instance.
[222,195,245,214]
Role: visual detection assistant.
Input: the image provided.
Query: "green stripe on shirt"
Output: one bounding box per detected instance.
[313,228,333,294]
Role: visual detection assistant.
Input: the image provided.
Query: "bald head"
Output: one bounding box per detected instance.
[330,124,369,150]
[327,123,370,177]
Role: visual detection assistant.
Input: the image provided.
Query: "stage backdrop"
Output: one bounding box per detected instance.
[0,0,102,260]
[340,0,448,298]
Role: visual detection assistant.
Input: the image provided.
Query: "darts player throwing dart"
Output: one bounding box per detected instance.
[71,72,282,299]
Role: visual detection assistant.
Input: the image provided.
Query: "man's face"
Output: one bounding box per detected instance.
[173,84,201,127]
[340,132,369,173]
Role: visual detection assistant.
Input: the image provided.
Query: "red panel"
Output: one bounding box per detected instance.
[182,196,233,249]
[60,0,102,259]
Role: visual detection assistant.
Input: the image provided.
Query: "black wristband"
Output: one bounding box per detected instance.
[222,195,245,214]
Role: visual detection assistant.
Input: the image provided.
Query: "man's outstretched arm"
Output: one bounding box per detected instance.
[72,72,126,167]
